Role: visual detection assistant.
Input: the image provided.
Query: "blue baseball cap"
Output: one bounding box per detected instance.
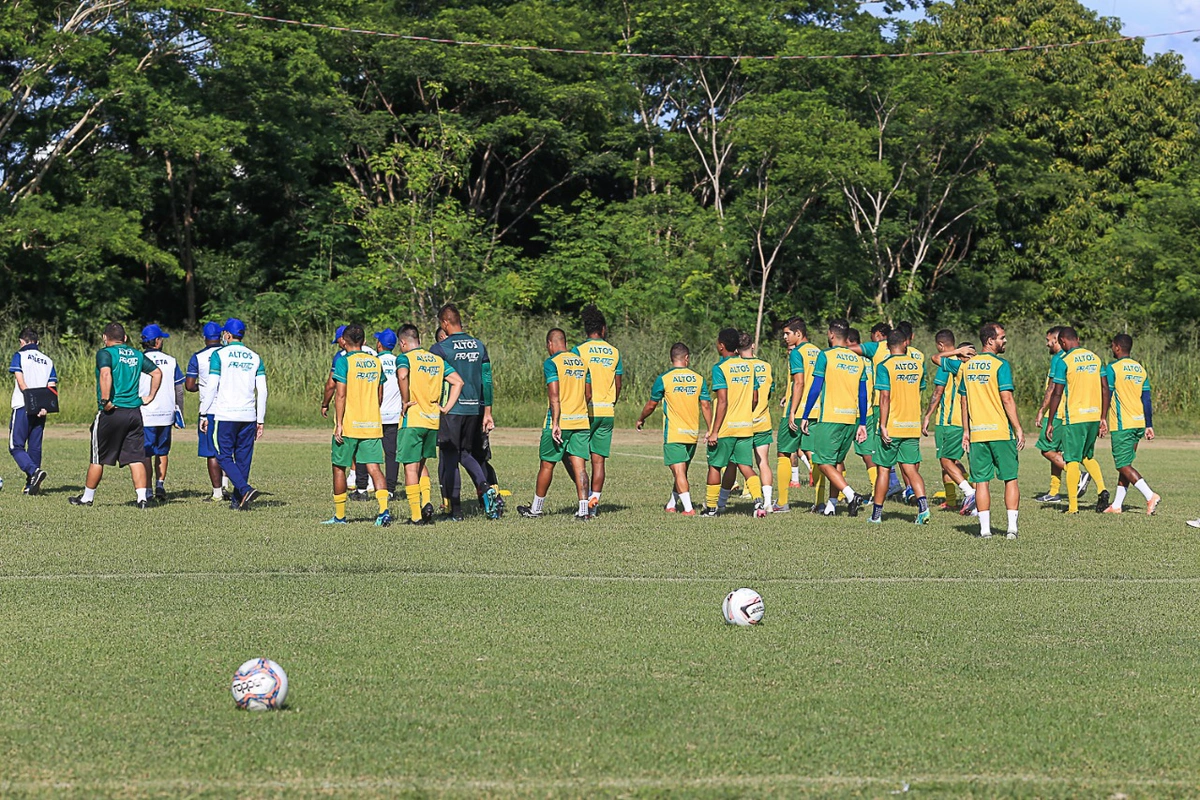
[141,324,170,342]
[373,328,397,350]
[331,324,347,344]
[223,318,247,337]
[201,321,222,340]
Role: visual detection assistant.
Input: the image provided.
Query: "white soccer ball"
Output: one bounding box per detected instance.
[231,657,289,711]
[722,588,764,626]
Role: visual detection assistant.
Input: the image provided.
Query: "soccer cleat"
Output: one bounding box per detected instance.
[700,506,719,517]
[482,487,502,520]
[936,501,949,511]
[1186,519,1200,529]
[1035,493,1061,504]
[866,516,882,525]
[979,530,992,538]
[885,474,904,499]
[28,469,47,495]
[421,503,435,524]
[1006,531,1018,540]
[321,516,349,525]
[1147,494,1162,516]
[902,487,915,506]
[1095,489,1110,513]
[959,493,978,516]
[789,481,802,489]
[915,509,931,525]
[753,499,768,518]
[847,493,862,518]
[664,505,677,513]
[350,490,372,502]
[821,503,836,517]
[739,488,753,500]
[1102,506,1122,514]
[587,496,600,518]
[154,487,167,503]
[68,495,93,506]
[573,513,590,522]
[136,500,148,510]
[374,510,393,527]
[809,503,823,514]
[517,505,542,519]
[679,509,696,516]
[1077,472,1091,498]
[239,487,259,509]
[771,503,790,514]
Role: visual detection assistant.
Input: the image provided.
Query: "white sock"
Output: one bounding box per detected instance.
[791,467,800,483]
[666,491,677,510]
[763,485,773,507]
[979,510,991,535]
[717,488,731,509]
[1112,485,1127,509]
[1007,510,1019,532]
[958,480,975,497]
[680,491,693,513]
[212,487,224,499]
[82,487,96,503]
[1134,479,1154,501]
[136,488,148,502]
[842,485,856,502]
[531,495,545,514]
[578,499,589,516]
[347,469,357,486]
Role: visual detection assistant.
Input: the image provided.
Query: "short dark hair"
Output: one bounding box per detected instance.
[979,323,1004,346]
[1058,326,1079,344]
[1046,326,1063,337]
[737,332,753,351]
[846,327,861,345]
[718,327,741,353]
[887,329,907,348]
[828,319,849,340]
[435,327,447,342]
[547,327,566,347]
[438,304,461,328]
[18,327,38,343]
[958,341,973,350]
[1112,333,1134,353]
[784,317,807,336]
[870,323,891,338]
[581,304,606,337]
[103,322,126,342]
[343,324,365,346]
[896,320,914,340]
[934,329,955,346]
[670,342,690,361]
[398,324,420,344]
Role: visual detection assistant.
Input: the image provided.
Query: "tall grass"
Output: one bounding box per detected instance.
[9,320,1200,434]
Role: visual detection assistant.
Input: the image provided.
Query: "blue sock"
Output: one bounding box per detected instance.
[871,503,883,521]
[917,496,928,513]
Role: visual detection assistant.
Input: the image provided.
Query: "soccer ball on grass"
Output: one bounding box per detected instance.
[722,588,764,625]
[231,657,289,710]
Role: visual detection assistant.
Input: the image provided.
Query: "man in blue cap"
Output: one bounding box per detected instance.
[322,324,377,500]
[185,321,228,501]
[139,324,185,502]
[201,318,267,510]
[375,328,402,496]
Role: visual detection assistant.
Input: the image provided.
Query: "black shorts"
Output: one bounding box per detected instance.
[438,413,483,455]
[91,407,145,467]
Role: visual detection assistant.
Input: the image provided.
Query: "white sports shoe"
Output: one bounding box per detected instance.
[1186,519,1200,529]
[1077,472,1091,498]
[1006,531,1018,540]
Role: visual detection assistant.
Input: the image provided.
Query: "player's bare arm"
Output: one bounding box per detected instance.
[548,380,563,444]
[708,389,727,447]
[635,399,658,431]
[921,384,945,437]
[960,394,971,454]
[333,381,347,444]
[1098,376,1112,437]
[99,367,114,411]
[1001,390,1025,450]
[1045,383,1064,439]
[788,372,806,432]
[879,390,892,445]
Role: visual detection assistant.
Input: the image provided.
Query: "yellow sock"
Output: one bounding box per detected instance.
[706,484,720,508]
[1066,463,1081,513]
[944,481,957,504]
[777,457,791,505]
[814,471,828,506]
[746,475,763,501]
[333,492,347,520]
[1083,458,1106,492]
[419,476,431,507]
[867,466,878,489]
[406,485,422,522]
[1049,474,1061,496]
[375,489,389,514]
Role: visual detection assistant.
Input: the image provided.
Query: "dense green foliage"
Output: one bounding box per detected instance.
[2,0,1198,340]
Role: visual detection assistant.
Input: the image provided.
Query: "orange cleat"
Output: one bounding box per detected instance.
[1147,494,1162,516]
[1102,506,1122,514]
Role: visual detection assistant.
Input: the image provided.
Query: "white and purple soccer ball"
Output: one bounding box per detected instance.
[231,658,289,710]
[722,588,765,626]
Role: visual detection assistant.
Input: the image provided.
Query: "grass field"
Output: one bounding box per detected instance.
[2,428,1200,797]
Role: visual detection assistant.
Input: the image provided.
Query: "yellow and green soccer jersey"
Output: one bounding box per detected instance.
[397,348,455,430]
[810,347,867,425]
[332,351,384,438]
[875,354,927,438]
[1044,351,1067,421]
[860,341,924,408]
[933,358,965,427]
[1103,357,1151,431]
[710,356,757,438]
[545,351,590,431]
[958,354,1015,443]
[1051,347,1103,424]
[860,353,875,411]
[650,368,710,444]
[573,338,623,419]
[749,358,773,434]
[783,342,822,420]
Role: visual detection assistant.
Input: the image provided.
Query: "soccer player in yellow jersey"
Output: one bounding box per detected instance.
[1100,334,1161,515]
[636,342,713,516]
[324,325,391,526]
[848,322,902,503]
[396,325,463,526]
[701,328,763,517]
[959,323,1025,539]
[1034,327,1107,504]
[573,305,622,518]
[1045,327,1109,514]
[777,317,819,512]
[732,333,774,514]
[847,328,879,496]
[800,319,868,517]
[519,329,592,521]
[922,330,977,515]
[869,329,930,524]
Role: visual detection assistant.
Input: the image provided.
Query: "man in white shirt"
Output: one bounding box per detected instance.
[139,324,185,502]
[200,318,267,510]
[9,327,57,494]
[322,324,378,500]
[375,329,402,496]
[186,322,227,501]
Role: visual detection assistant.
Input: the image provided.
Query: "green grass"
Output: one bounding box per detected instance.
[2,434,1200,797]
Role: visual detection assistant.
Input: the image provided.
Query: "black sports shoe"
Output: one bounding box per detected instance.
[700,505,719,517]
[573,513,590,522]
[68,495,92,506]
[517,505,542,519]
[421,503,435,523]
[136,500,148,509]
[28,469,47,495]
[847,492,862,518]
[154,487,167,503]
[1096,489,1110,514]
[238,487,259,509]
[350,490,372,502]
[809,503,824,514]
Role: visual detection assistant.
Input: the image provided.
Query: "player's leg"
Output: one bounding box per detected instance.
[754,438,773,509]
[521,426,564,518]
[10,408,38,487]
[1112,429,1158,514]
[704,438,731,515]
[74,411,111,505]
[668,459,694,514]
[970,442,998,537]
[870,464,890,522]
[214,421,246,505]
[382,423,399,496]
[565,445,591,519]
[1037,416,1065,500]
[25,412,47,492]
[900,458,929,523]
[776,419,796,511]
[814,423,860,515]
[587,418,613,513]
[327,459,349,523]
[402,448,424,524]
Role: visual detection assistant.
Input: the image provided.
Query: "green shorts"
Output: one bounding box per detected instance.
[777,416,802,455]
[935,425,965,462]
[397,426,437,464]
[332,436,384,468]
[798,419,817,453]
[968,439,1019,482]
[811,421,857,466]
[1061,421,1099,464]
[1035,416,1063,453]
[876,436,921,469]
[664,442,697,466]
[1110,427,1144,469]
[707,436,753,469]
[589,417,614,458]
[855,411,879,458]
[540,426,591,463]
[752,429,773,449]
